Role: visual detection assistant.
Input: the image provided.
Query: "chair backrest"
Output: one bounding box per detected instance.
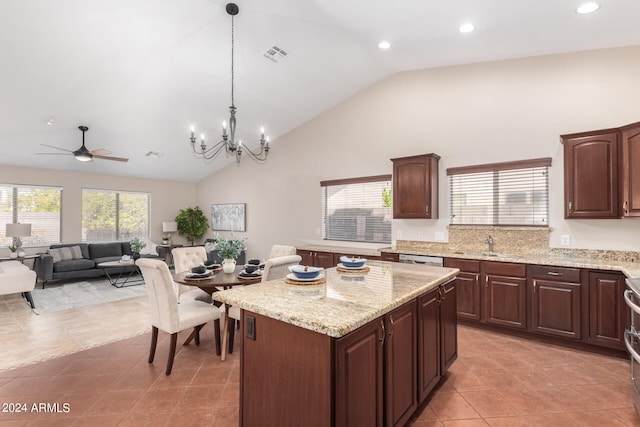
[172,246,208,297]
[262,255,302,283]
[268,245,297,259]
[136,258,180,333]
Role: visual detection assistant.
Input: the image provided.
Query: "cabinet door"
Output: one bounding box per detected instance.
[444,258,481,321]
[531,279,582,339]
[297,250,313,266]
[380,252,400,262]
[391,154,439,219]
[335,318,384,427]
[563,131,619,218]
[589,271,628,350]
[440,280,458,373]
[385,301,417,427]
[621,122,640,217]
[417,288,440,404]
[314,251,336,269]
[484,274,527,329]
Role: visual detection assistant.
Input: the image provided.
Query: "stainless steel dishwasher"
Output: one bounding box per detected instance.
[624,278,640,415]
[399,254,444,267]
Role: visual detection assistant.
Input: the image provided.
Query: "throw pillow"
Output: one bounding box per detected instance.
[49,245,83,263]
[139,239,157,256]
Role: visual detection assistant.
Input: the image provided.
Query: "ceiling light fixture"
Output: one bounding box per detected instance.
[189,2,270,164]
[459,23,475,33]
[378,40,391,49]
[576,2,599,14]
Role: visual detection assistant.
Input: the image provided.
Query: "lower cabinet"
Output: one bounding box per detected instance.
[297,249,336,269]
[588,270,629,350]
[483,262,527,330]
[444,258,480,321]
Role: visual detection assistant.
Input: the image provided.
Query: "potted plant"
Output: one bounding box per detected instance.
[175,206,208,246]
[8,244,18,259]
[162,235,169,245]
[215,235,246,273]
[130,237,147,260]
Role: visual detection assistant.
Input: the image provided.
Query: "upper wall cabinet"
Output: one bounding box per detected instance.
[391,154,440,219]
[562,129,619,219]
[562,120,640,219]
[621,122,640,217]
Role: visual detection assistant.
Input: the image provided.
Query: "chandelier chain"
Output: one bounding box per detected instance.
[231,14,235,108]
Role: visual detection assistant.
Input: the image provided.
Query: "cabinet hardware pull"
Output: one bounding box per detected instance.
[389,315,394,336]
[440,287,445,302]
[547,271,561,276]
[485,275,489,288]
[425,205,429,213]
[624,200,629,215]
[533,281,537,293]
[379,320,385,346]
[568,201,572,212]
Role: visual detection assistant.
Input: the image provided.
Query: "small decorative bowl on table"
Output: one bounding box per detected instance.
[337,256,370,273]
[286,265,326,285]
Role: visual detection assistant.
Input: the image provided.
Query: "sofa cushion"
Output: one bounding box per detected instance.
[53,258,96,273]
[50,243,90,260]
[89,242,123,260]
[49,246,84,263]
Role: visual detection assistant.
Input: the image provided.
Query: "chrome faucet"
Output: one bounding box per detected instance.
[485,235,494,253]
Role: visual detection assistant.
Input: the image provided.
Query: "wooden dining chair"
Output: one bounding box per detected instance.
[137,258,221,375]
[227,254,302,353]
[268,244,297,259]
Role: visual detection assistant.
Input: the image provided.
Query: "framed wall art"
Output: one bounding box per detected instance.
[211,203,246,232]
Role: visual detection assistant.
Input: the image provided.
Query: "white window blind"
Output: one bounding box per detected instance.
[448,158,551,226]
[0,184,62,246]
[321,175,392,244]
[82,189,149,241]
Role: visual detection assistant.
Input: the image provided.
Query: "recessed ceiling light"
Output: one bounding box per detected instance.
[576,2,599,14]
[378,40,391,49]
[459,23,475,33]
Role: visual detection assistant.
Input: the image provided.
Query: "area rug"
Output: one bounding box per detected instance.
[31,278,147,314]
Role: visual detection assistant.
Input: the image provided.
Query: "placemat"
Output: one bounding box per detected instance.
[238,274,262,280]
[285,277,327,286]
[184,274,215,281]
[336,266,370,274]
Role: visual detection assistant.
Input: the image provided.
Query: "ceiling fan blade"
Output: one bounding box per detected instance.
[35,152,71,155]
[40,144,73,153]
[93,154,129,163]
[89,148,112,156]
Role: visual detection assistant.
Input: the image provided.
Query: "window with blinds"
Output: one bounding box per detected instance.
[447,158,551,226]
[321,175,392,244]
[82,189,149,242]
[0,184,62,246]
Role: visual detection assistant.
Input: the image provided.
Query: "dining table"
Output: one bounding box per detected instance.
[173,264,262,361]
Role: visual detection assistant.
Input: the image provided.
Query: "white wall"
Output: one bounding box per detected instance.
[0,165,196,255]
[197,45,640,257]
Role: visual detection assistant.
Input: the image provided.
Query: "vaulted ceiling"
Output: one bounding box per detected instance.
[2,0,640,182]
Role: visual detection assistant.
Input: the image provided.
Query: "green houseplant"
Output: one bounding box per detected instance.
[130,237,146,259]
[175,206,209,246]
[215,235,246,273]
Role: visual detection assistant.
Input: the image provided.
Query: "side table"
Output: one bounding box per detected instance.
[157,244,183,267]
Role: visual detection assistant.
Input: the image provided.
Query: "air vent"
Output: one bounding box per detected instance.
[263,45,288,63]
[145,151,164,157]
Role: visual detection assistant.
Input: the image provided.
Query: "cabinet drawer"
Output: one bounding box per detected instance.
[529,265,581,283]
[484,261,526,277]
[444,258,480,273]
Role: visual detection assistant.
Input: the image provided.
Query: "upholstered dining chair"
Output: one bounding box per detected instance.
[268,244,298,259]
[137,258,221,375]
[227,254,302,353]
[172,246,213,303]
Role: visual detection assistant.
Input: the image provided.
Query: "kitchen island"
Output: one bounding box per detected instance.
[212,261,459,427]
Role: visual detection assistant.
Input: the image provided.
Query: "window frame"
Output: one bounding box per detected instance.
[446,158,551,227]
[81,188,150,242]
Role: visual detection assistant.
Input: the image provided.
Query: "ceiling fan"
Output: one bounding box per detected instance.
[38,126,129,163]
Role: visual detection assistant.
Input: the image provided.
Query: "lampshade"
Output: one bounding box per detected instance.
[162,221,178,233]
[6,223,31,237]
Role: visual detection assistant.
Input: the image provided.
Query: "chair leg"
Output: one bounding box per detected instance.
[148,326,158,363]
[194,325,201,346]
[23,291,35,309]
[166,332,177,375]
[228,319,235,354]
[214,319,221,356]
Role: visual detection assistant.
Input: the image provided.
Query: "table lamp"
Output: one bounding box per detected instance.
[6,223,31,254]
[162,221,178,245]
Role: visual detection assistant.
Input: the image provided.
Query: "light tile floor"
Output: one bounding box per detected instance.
[1,291,640,426]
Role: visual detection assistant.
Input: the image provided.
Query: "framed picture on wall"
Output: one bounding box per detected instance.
[211,203,246,232]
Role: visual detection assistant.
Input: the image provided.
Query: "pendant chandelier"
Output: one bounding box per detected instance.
[189,2,270,163]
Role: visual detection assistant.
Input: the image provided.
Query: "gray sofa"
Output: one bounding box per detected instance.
[34,242,162,287]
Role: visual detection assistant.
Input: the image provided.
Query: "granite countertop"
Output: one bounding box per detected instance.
[211,260,458,338]
[296,244,386,258]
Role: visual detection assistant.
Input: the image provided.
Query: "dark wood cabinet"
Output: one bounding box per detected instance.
[529,265,583,340]
[440,280,458,373]
[483,261,527,330]
[444,258,480,321]
[621,122,640,217]
[336,317,384,427]
[380,252,400,262]
[588,270,629,350]
[297,249,336,269]
[562,129,619,218]
[417,287,440,403]
[391,153,440,219]
[384,301,417,427]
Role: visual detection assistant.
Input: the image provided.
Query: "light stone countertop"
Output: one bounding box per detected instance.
[296,244,386,258]
[211,260,458,338]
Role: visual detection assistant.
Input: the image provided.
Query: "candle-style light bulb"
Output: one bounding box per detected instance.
[190,125,195,138]
[222,121,227,137]
[200,134,205,142]
[260,126,265,137]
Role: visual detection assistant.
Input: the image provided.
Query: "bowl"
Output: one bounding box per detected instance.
[244,265,259,274]
[288,265,323,279]
[340,256,366,268]
[205,263,221,269]
[247,259,261,265]
[191,265,207,274]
